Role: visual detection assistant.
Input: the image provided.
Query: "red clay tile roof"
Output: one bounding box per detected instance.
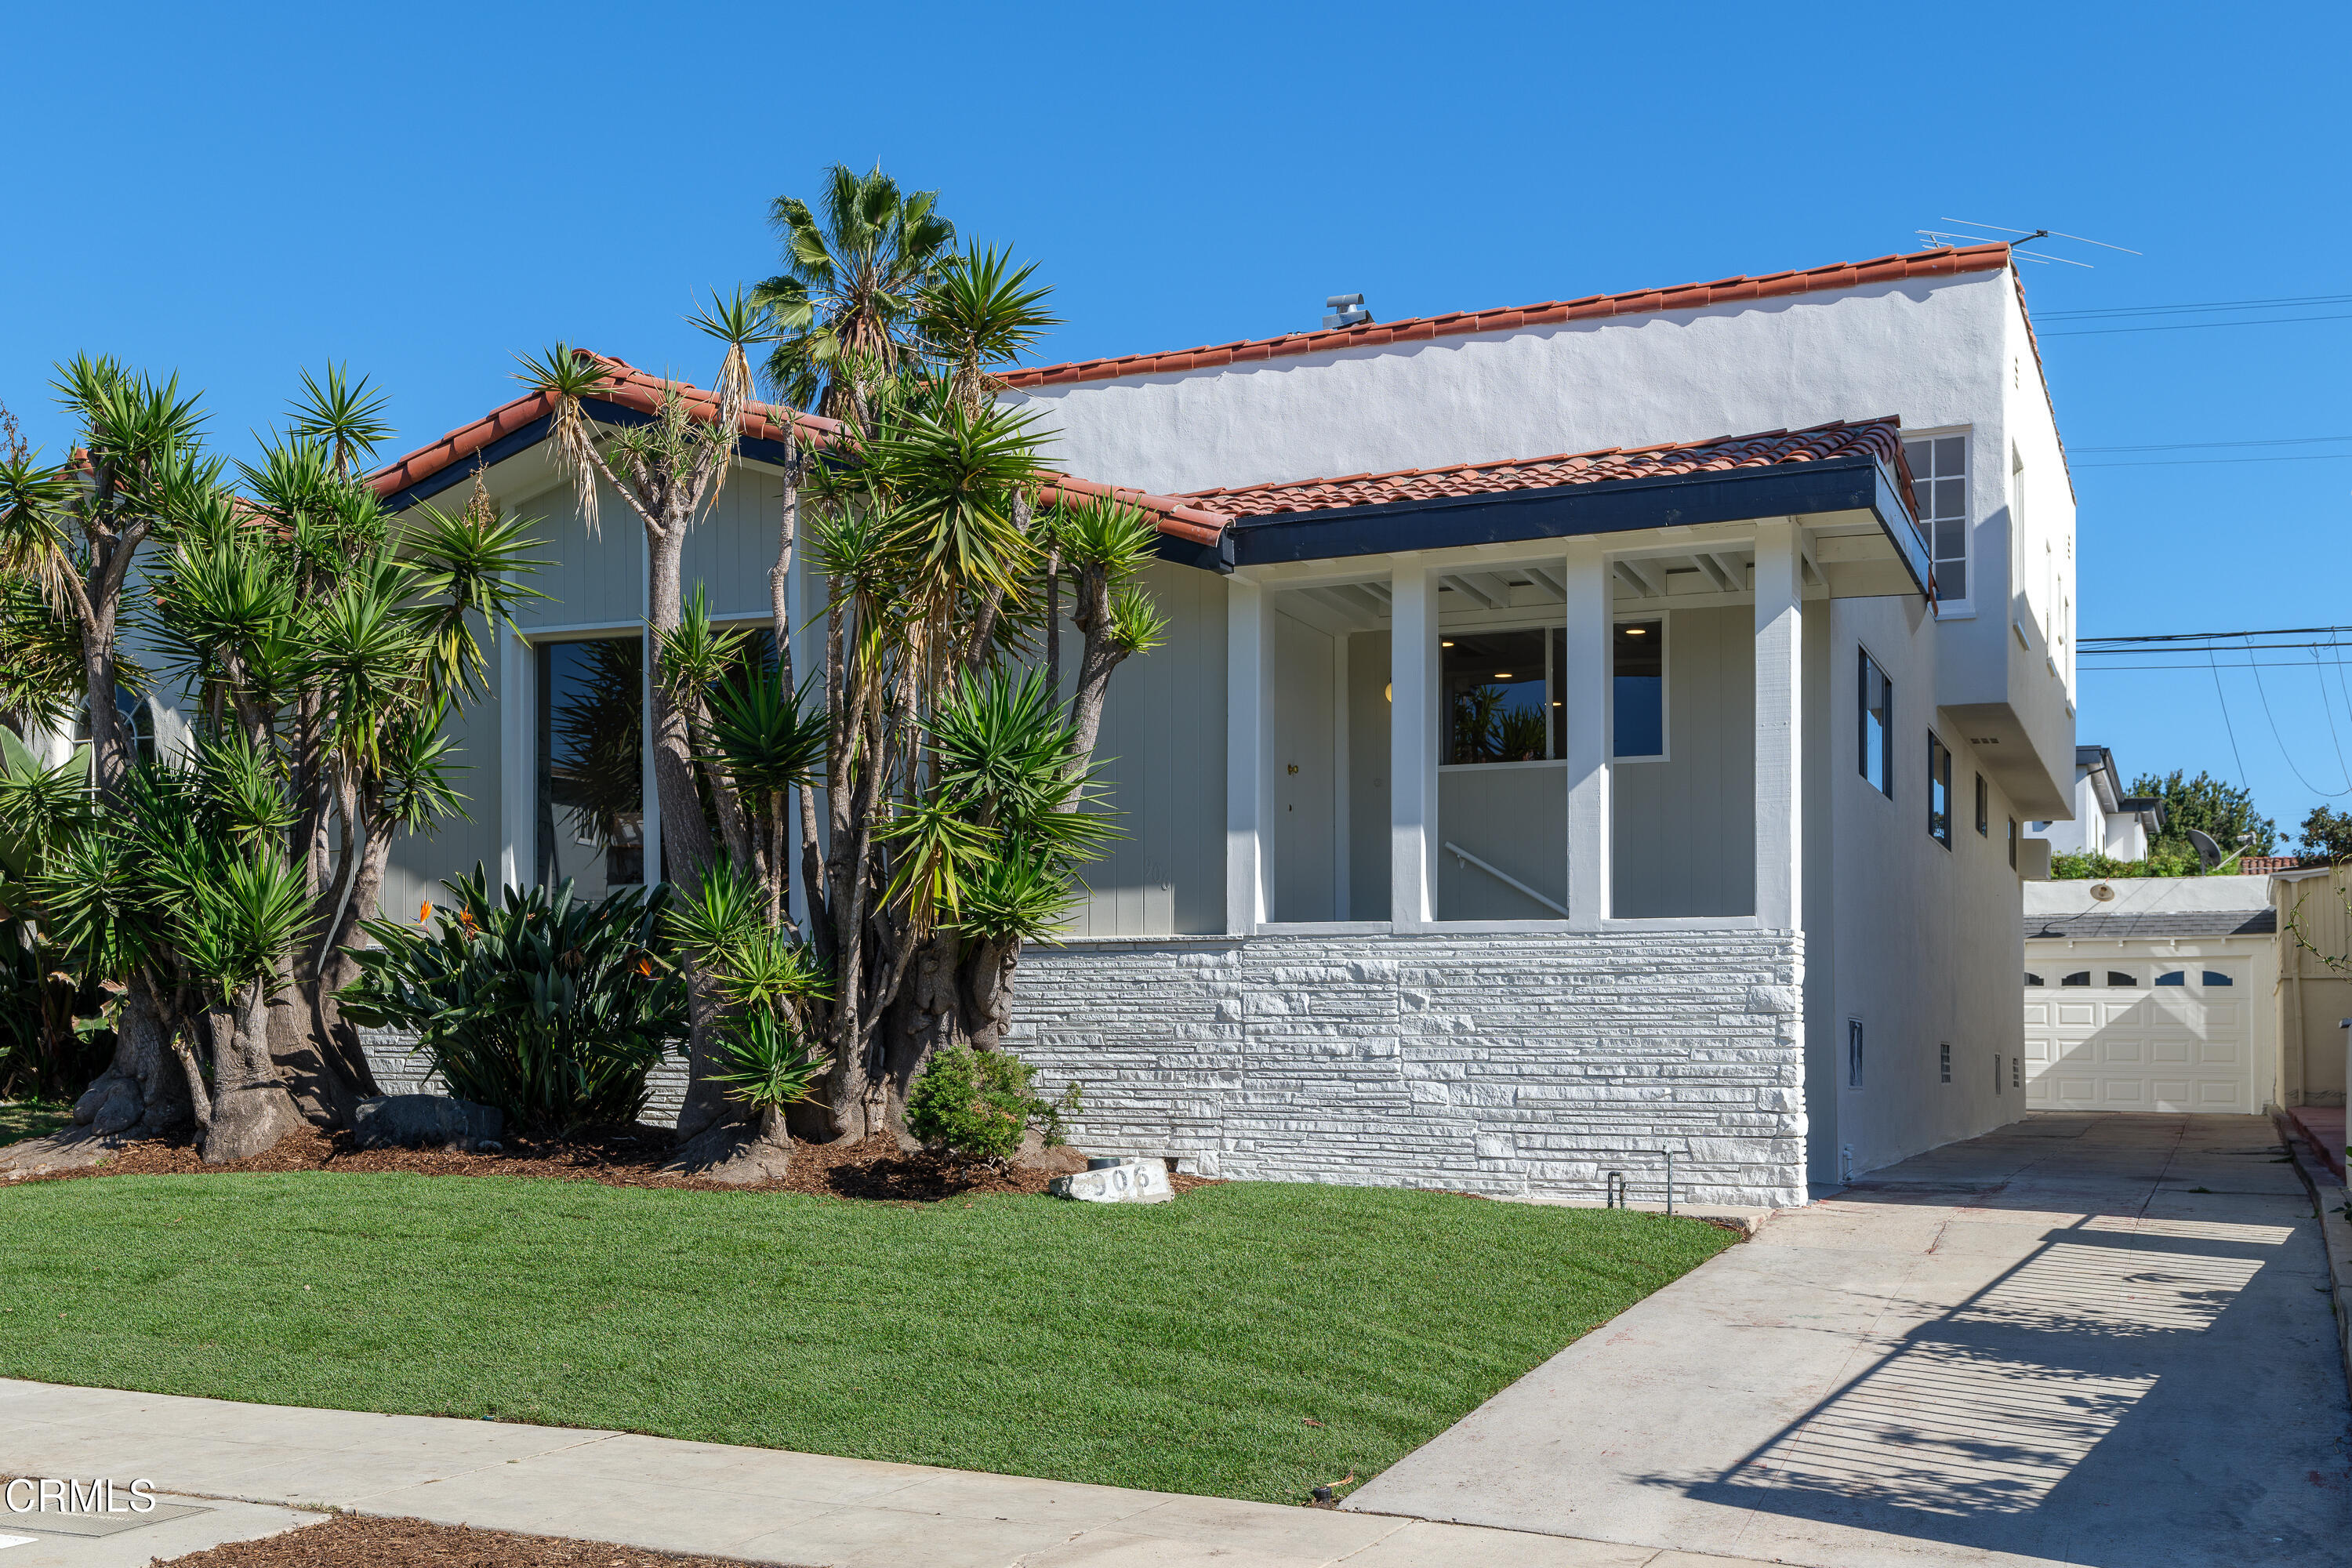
[1003,245,2013,390]
[1182,418,1915,520]
[365,353,1235,546]
[364,353,845,500]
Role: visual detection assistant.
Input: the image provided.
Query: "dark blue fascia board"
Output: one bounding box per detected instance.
[1225,454,1929,596]
[1155,527,1237,573]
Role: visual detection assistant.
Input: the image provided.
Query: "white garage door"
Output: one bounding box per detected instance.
[2023,958,2249,1112]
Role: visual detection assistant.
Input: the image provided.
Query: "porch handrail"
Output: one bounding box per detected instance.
[1441,841,1570,916]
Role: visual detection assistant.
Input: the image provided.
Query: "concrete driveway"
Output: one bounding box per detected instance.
[1347,1113,2352,1567]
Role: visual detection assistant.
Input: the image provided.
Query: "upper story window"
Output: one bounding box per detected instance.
[1443,629,1559,765]
[1857,648,1893,797]
[1904,434,1967,605]
[1976,773,1990,837]
[1928,732,1953,848]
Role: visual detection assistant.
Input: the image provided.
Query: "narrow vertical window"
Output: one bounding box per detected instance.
[1940,1042,1951,1083]
[1847,1020,1864,1088]
[1975,774,1990,837]
[1928,733,1953,848]
[1858,649,1893,797]
[2013,1056,2021,1091]
[1613,619,1664,759]
[1994,1051,2002,1095]
[539,637,646,893]
[2008,816,2020,869]
[1903,434,1968,604]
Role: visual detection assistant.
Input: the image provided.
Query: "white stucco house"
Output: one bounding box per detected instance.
[2024,744,2165,861]
[357,240,2077,1206]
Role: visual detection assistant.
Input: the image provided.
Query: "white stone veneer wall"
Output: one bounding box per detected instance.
[356,1029,689,1126]
[1008,929,1808,1209]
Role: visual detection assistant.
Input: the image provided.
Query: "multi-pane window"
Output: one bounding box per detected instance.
[1940,1042,1951,1083]
[1443,630,1559,764]
[1858,649,1893,797]
[1904,434,1968,604]
[1928,732,1953,848]
[1613,619,1664,759]
[1975,774,1990,837]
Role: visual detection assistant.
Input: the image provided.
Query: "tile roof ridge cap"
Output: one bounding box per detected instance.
[1007,244,2013,383]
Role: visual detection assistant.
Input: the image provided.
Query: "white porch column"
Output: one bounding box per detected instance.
[1563,545,1610,929]
[1388,560,1435,925]
[1754,519,1804,929]
[1225,576,1268,935]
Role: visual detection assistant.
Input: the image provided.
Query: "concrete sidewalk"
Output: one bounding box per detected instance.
[0,1379,1785,1568]
[1347,1113,2352,1568]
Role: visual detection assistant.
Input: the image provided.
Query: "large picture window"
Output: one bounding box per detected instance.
[1857,648,1893,797]
[538,636,644,891]
[1904,434,1968,604]
[1613,619,1664,759]
[1443,629,1559,765]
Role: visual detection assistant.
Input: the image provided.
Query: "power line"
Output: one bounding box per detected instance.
[2040,312,2352,337]
[2075,453,2352,468]
[2039,292,2352,321]
[2072,435,2352,452]
[2084,624,2352,644]
[2209,652,2249,789]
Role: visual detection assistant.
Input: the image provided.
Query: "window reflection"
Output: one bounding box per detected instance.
[1615,619,1663,757]
[539,637,644,891]
[1443,630,1552,764]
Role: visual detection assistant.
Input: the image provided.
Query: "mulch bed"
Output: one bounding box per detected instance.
[148,1512,809,1567]
[3,1123,1219,1204]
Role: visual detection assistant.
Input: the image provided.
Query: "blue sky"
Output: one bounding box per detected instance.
[4,2,2344,844]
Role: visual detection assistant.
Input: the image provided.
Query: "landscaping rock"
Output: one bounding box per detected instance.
[1011,1131,1088,1176]
[351,1095,504,1152]
[1048,1156,1174,1204]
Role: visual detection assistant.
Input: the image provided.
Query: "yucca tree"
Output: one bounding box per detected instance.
[34,743,312,1160]
[0,360,211,797]
[158,412,543,1124]
[753,164,957,422]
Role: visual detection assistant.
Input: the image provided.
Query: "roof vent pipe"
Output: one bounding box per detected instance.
[1323,294,1370,329]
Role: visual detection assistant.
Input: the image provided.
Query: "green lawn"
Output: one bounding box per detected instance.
[0,1099,71,1144]
[0,1173,1735,1503]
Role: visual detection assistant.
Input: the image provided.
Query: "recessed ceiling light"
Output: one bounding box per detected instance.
[1440,640,1454,647]
[1495,672,1514,680]
[1624,626,1648,636]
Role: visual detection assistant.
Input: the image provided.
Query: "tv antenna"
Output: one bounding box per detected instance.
[1915,219,2140,268]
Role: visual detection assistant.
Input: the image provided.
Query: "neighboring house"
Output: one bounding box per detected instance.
[2022,877,2278,1113]
[2023,744,2165,860]
[346,241,2075,1206]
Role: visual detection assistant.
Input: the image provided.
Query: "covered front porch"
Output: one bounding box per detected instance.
[1212,422,1930,937]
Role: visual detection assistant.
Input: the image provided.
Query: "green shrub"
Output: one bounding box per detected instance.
[339,867,688,1135]
[904,1046,1076,1163]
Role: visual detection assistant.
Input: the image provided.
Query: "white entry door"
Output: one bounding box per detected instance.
[2023,958,2250,1112]
[1269,612,1335,921]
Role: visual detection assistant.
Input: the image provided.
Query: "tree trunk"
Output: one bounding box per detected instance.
[266,949,348,1126]
[203,978,299,1163]
[68,973,192,1138]
[663,1100,793,1184]
[671,959,740,1142]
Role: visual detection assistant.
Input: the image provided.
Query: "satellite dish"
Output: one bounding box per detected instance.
[2187,828,2224,869]
[2090,882,2116,902]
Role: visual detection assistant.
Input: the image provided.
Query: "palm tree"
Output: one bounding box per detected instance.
[753,164,957,421]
